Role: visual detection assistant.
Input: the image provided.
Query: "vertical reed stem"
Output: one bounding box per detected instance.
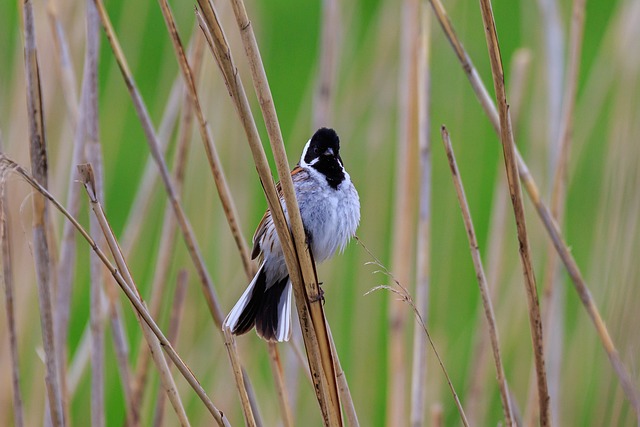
[477,0,550,424]
[22,1,65,424]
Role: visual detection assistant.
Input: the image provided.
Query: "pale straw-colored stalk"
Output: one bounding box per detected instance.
[80,165,191,427]
[427,0,640,416]
[129,31,203,415]
[0,156,230,426]
[152,270,189,427]
[84,0,106,425]
[0,164,24,427]
[196,1,345,424]
[478,0,550,424]
[389,0,421,424]
[313,0,340,127]
[410,6,430,427]
[464,48,531,426]
[441,126,515,426]
[91,0,226,330]
[22,1,65,424]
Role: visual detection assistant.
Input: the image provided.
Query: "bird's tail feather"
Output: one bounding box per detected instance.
[223,263,292,342]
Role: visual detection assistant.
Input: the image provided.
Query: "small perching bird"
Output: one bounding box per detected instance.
[223,128,360,341]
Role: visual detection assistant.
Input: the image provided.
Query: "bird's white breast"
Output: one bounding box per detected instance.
[296,167,360,263]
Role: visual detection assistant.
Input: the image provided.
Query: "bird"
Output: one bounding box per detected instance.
[223,127,360,341]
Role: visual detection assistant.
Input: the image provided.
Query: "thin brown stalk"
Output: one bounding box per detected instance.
[84,1,106,425]
[0,172,24,427]
[120,76,183,256]
[313,0,360,422]
[389,1,421,424]
[79,165,191,427]
[130,32,202,414]
[152,270,189,427]
[267,343,295,427]
[45,0,78,128]
[427,0,640,414]
[536,0,565,153]
[359,238,469,427]
[156,0,252,275]
[313,0,340,127]
[242,367,264,427]
[478,1,550,424]
[226,6,343,421]
[327,324,359,427]
[376,284,470,427]
[441,126,514,426]
[53,50,87,427]
[108,302,137,427]
[196,2,342,424]
[153,4,258,422]
[22,1,65,425]
[0,155,231,426]
[92,0,225,326]
[222,331,257,427]
[410,6,430,427]
[156,6,291,425]
[527,2,586,425]
[464,48,531,426]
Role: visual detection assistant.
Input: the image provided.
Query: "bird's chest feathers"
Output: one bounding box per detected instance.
[297,174,358,262]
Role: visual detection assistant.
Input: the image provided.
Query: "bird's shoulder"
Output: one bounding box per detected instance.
[250,165,309,259]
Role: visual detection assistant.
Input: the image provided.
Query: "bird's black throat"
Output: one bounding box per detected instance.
[312,156,345,190]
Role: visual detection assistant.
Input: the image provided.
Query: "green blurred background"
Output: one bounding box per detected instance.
[1,0,639,425]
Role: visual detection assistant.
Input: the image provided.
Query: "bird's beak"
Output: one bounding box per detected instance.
[324,147,334,156]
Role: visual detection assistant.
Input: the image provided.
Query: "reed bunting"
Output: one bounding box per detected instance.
[223,128,360,341]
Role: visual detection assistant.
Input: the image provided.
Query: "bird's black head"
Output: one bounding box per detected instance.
[301,128,345,189]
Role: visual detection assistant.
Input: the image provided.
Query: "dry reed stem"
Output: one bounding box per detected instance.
[92,0,226,327]
[152,270,189,427]
[464,48,531,426]
[153,4,257,423]
[225,2,343,423]
[528,2,586,425]
[45,0,78,128]
[313,0,360,422]
[157,7,288,424]
[313,0,360,421]
[0,156,229,426]
[478,1,551,424]
[549,0,587,354]
[196,2,342,424]
[221,331,256,427]
[358,237,469,427]
[410,6,430,427]
[130,31,202,414]
[69,300,138,425]
[267,343,295,427]
[108,303,137,426]
[78,165,192,427]
[313,0,340,127]
[120,77,183,256]
[83,1,106,425]
[22,1,65,425]
[426,0,640,414]
[327,324,359,427]
[441,126,515,426]
[157,0,252,274]
[0,176,24,427]
[389,0,421,424]
[536,0,565,153]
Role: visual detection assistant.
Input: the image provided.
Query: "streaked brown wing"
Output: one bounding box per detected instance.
[251,166,306,259]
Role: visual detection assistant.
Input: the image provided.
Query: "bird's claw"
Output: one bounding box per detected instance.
[309,282,325,305]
